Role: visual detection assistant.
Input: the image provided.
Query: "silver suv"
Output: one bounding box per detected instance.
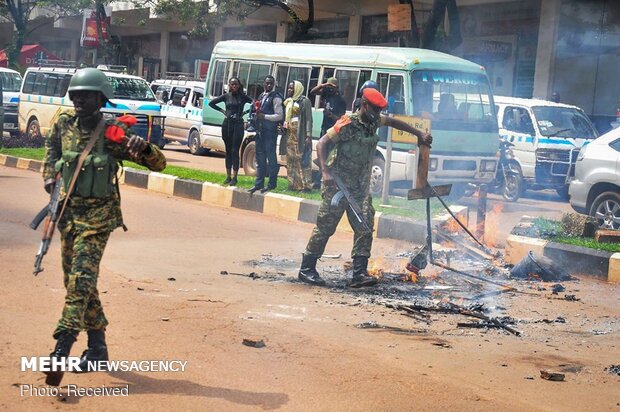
[569,127,620,230]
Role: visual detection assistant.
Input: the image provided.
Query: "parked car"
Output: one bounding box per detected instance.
[569,127,620,230]
[495,96,598,199]
[150,77,206,154]
[1,67,23,138]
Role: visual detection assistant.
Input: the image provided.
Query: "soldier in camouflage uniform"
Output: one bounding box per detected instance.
[42,68,166,386]
[298,88,432,288]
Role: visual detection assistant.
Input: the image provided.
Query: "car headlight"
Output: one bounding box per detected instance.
[151,116,163,126]
[480,160,497,172]
[429,158,438,171]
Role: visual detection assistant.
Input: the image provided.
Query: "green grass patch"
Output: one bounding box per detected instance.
[532,217,620,253]
[2,147,450,220]
[0,147,45,160]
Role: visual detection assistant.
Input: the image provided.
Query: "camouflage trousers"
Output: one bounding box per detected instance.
[305,183,375,258]
[286,128,312,191]
[53,205,111,338]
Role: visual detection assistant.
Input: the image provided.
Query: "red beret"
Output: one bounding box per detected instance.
[362,88,388,109]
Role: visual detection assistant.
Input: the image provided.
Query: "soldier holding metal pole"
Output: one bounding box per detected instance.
[298,88,432,288]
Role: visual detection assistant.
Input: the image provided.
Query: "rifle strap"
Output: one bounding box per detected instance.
[57,118,107,223]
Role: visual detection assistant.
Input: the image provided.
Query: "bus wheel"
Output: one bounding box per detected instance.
[242,141,257,176]
[27,118,41,140]
[369,157,385,195]
[189,130,206,155]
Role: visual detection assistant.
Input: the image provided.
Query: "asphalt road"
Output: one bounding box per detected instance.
[1,165,618,411]
[160,141,574,246]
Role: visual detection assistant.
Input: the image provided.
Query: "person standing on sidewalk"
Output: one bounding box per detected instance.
[298,88,432,288]
[208,77,253,186]
[283,80,313,191]
[249,75,283,194]
[41,68,166,386]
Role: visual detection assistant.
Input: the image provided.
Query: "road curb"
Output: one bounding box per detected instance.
[0,155,467,244]
[505,217,618,283]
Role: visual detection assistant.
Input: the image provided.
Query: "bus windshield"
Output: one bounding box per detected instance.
[532,106,597,139]
[107,76,156,101]
[412,70,496,132]
[0,71,23,92]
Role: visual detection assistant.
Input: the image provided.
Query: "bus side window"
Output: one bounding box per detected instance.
[171,87,188,107]
[387,75,405,115]
[59,75,72,97]
[23,73,36,94]
[246,63,271,100]
[333,68,359,111]
[308,66,320,99]
[275,65,289,96]
[210,60,229,97]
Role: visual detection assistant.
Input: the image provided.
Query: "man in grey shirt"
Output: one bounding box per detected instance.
[249,75,284,193]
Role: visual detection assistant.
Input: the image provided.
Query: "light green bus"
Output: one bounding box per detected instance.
[200,40,499,194]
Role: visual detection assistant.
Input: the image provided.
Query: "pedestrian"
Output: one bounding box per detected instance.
[283,80,313,191]
[310,77,347,136]
[298,88,432,288]
[352,80,379,112]
[181,89,190,107]
[41,68,166,386]
[208,77,253,185]
[248,75,284,194]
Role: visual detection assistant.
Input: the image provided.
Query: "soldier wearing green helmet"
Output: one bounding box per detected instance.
[41,67,166,386]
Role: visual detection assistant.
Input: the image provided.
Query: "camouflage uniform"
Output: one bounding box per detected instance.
[43,112,166,338]
[305,113,379,258]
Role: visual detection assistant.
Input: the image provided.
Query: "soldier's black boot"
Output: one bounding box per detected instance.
[298,254,326,286]
[44,331,76,386]
[76,329,109,373]
[224,169,232,185]
[350,256,378,288]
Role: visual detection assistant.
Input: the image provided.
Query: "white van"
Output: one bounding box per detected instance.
[150,78,213,154]
[19,64,165,147]
[494,96,599,197]
[0,67,23,137]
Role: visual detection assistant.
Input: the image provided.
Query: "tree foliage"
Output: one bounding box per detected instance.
[0,0,109,69]
[137,0,314,42]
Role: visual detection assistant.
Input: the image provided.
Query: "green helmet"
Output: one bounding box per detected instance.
[68,68,114,101]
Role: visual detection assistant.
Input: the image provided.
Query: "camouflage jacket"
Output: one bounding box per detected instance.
[325,113,380,193]
[43,111,166,231]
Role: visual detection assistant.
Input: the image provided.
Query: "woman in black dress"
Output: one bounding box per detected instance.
[208,77,253,185]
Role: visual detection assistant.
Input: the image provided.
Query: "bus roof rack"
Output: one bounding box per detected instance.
[162,71,204,81]
[37,59,78,68]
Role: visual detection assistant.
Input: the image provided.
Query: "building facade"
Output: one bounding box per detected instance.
[1,0,618,131]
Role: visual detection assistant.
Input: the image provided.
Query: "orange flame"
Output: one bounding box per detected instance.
[482,203,504,247]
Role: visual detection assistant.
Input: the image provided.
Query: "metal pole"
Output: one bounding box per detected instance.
[381,123,393,205]
[476,184,488,240]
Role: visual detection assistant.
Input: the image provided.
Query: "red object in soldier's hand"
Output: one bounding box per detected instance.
[254,100,261,111]
[117,115,138,127]
[105,125,126,143]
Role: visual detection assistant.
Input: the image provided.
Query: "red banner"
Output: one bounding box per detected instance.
[81,8,111,48]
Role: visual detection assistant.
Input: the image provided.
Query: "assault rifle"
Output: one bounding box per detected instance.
[30,174,62,276]
[330,173,372,234]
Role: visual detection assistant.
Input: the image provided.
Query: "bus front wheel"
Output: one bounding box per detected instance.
[242,141,257,176]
